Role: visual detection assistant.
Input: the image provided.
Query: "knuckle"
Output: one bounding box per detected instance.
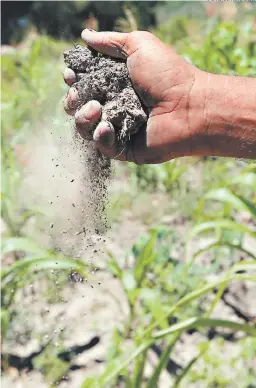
[130,30,153,42]
[126,31,155,56]
[111,37,129,58]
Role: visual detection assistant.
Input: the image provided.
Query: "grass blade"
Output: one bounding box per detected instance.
[132,345,148,388]
[2,237,47,256]
[229,172,256,188]
[134,231,157,284]
[205,279,228,318]
[231,261,256,272]
[146,333,180,388]
[1,254,87,281]
[96,312,256,386]
[173,350,205,388]
[189,219,256,239]
[193,241,256,261]
[203,188,256,218]
[99,340,152,386]
[143,274,256,336]
[153,317,256,339]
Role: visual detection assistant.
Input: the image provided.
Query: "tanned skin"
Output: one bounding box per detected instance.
[64,30,256,164]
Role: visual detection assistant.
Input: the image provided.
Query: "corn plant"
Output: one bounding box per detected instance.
[188,164,256,264]
[156,18,256,76]
[128,160,186,194]
[1,35,88,376]
[2,13,256,388]
[81,223,255,386]
[81,257,255,387]
[1,236,88,342]
[81,159,256,387]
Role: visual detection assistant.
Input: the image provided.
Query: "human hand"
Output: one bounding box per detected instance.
[63,30,207,164]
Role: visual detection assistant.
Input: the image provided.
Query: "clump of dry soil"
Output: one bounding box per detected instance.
[63,45,147,233]
[63,45,147,142]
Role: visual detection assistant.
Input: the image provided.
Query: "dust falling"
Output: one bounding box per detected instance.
[20,117,111,263]
[72,129,111,237]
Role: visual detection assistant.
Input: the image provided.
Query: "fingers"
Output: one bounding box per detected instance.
[74,104,126,161]
[64,94,125,161]
[92,121,131,161]
[75,100,102,138]
[81,29,130,59]
[93,121,120,159]
[68,98,145,163]
[63,68,77,115]
[63,87,79,116]
[63,67,76,86]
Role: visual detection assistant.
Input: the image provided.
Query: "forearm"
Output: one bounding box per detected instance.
[202,73,256,159]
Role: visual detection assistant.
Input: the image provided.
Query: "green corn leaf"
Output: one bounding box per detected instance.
[125,375,133,388]
[19,209,42,226]
[96,310,256,387]
[99,340,152,386]
[96,274,256,387]
[1,237,47,256]
[134,231,157,285]
[173,349,206,388]
[189,219,256,239]
[132,345,148,388]
[1,308,10,338]
[231,260,256,272]
[146,333,180,388]
[140,288,169,329]
[243,164,256,173]
[193,241,256,261]
[204,188,256,218]
[2,238,88,283]
[143,273,256,336]
[1,255,87,282]
[153,317,256,339]
[205,279,228,318]
[229,172,256,188]
[206,260,256,317]
[106,250,122,278]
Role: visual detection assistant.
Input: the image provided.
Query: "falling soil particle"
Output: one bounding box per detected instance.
[63,45,147,235]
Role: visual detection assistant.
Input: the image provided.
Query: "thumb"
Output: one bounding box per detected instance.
[81,29,131,59]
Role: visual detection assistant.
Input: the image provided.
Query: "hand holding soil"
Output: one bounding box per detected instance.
[64,30,256,162]
[63,30,204,163]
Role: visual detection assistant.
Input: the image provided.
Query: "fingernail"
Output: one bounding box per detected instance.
[68,87,78,108]
[63,68,76,86]
[94,121,115,148]
[81,28,96,43]
[75,100,101,123]
[84,100,101,115]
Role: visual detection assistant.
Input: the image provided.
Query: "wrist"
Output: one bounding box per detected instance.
[195,71,256,158]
